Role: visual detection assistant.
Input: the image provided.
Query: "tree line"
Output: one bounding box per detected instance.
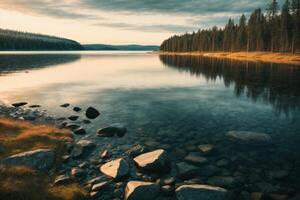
[160,0,300,53]
[0,29,83,51]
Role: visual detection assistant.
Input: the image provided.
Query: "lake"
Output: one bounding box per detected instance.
[0,51,300,197]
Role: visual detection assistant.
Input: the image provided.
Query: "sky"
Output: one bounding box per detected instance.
[0,0,281,45]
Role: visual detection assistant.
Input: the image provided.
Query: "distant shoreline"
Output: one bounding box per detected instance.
[152,51,300,65]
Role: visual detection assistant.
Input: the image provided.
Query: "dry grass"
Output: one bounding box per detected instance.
[0,118,88,200]
[152,51,300,65]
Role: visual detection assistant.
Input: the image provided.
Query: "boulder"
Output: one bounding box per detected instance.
[72,140,95,158]
[2,149,55,171]
[54,175,73,185]
[100,158,129,180]
[12,102,27,107]
[60,103,70,108]
[133,149,169,172]
[85,107,100,119]
[73,107,82,112]
[125,181,159,200]
[198,144,214,154]
[73,127,86,135]
[226,131,272,145]
[176,184,227,200]
[97,124,127,137]
[176,162,198,180]
[68,115,79,121]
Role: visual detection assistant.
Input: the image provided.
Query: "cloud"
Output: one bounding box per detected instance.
[93,22,198,33]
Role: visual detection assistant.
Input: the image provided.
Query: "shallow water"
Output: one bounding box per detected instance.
[0,51,300,196]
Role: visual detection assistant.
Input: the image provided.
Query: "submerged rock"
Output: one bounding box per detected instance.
[184,152,208,165]
[198,144,214,154]
[100,150,110,159]
[125,181,159,200]
[100,158,129,180]
[29,105,41,108]
[65,123,81,131]
[176,184,227,200]
[97,124,127,137]
[54,175,73,185]
[126,144,148,157]
[12,102,27,107]
[91,181,109,192]
[2,149,55,171]
[226,131,272,145]
[85,107,100,119]
[72,140,96,158]
[71,167,86,178]
[176,162,198,180]
[133,149,169,172]
[206,176,236,188]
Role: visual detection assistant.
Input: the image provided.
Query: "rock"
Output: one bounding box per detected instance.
[83,119,91,124]
[126,144,148,157]
[176,184,227,200]
[85,107,100,119]
[255,182,280,193]
[199,165,220,177]
[71,167,85,178]
[12,102,27,107]
[60,103,70,108]
[97,124,127,138]
[176,162,198,180]
[133,149,169,172]
[100,158,129,180]
[73,107,82,112]
[2,149,55,171]
[79,162,89,169]
[54,175,73,185]
[161,185,174,196]
[62,155,70,163]
[65,123,80,130]
[87,176,106,185]
[184,152,208,165]
[226,131,272,145]
[29,105,41,108]
[73,140,96,158]
[206,176,236,188]
[198,144,214,154]
[163,177,175,185]
[100,150,110,159]
[125,181,159,200]
[68,115,79,121]
[92,181,109,192]
[73,127,86,135]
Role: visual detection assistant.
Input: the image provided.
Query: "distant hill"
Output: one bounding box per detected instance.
[0,28,83,51]
[83,44,159,51]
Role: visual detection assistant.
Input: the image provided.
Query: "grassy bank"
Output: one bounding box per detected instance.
[153,51,300,65]
[0,118,87,200]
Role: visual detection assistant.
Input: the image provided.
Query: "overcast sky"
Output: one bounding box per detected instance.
[0,0,282,45]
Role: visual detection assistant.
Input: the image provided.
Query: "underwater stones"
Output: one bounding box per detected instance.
[184,152,208,165]
[125,181,159,200]
[97,124,127,138]
[198,144,214,154]
[65,123,80,131]
[2,149,55,172]
[71,167,86,178]
[85,107,100,119]
[226,131,272,145]
[133,149,169,172]
[73,127,86,135]
[176,162,198,180]
[91,181,109,192]
[60,103,70,108]
[68,115,79,121]
[206,176,236,188]
[100,158,129,180]
[176,184,227,200]
[100,150,110,159]
[72,140,95,158]
[12,102,27,107]
[268,170,289,180]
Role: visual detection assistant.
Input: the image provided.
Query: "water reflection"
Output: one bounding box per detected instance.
[0,54,81,74]
[160,55,300,115]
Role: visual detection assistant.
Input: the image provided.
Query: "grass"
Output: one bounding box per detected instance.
[0,118,88,200]
[153,51,300,65]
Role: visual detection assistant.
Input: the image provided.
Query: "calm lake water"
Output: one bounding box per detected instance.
[0,51,300,195]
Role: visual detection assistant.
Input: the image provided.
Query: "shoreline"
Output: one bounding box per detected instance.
[152,51,300,65]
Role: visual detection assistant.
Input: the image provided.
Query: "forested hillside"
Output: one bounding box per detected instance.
[160,0,300,53]
[0,29,83,51]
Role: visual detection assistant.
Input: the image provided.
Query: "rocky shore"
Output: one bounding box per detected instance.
[0,102,299,200]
